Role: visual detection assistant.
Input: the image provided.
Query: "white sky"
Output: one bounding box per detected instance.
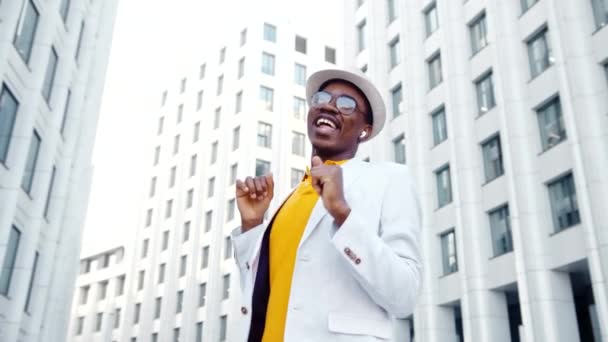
[81,0,343,254]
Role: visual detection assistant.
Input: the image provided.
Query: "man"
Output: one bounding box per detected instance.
[231,69,421,342]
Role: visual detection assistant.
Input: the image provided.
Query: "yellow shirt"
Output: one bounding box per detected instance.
[262,160,347,342]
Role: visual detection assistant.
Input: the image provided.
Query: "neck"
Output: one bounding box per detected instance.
[312,146,357,163]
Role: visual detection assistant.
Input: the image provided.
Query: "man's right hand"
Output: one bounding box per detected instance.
[236,173,274,232]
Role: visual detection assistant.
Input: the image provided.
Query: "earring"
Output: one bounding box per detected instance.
[360,131,367,138]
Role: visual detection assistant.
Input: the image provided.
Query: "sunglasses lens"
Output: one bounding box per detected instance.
[336,96,356,114]
[312,91,331,106]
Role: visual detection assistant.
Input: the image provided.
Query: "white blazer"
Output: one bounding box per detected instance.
[231,159,422,342]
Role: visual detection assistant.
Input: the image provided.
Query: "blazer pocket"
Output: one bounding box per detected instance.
[328,312,391,340]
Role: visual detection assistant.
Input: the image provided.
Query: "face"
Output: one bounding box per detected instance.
[307,80,372,158]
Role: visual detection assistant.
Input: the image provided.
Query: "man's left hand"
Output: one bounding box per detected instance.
[310,156,351,226]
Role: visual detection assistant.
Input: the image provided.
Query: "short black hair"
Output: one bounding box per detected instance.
[319,79,373,126]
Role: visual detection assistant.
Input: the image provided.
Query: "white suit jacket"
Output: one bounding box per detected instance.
[231,159,422,342]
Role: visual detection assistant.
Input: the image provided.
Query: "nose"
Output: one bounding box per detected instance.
[315,101,339,115]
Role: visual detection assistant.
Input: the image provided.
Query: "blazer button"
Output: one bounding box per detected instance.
[241,306,248,315]
[246,262,250,270]
[355,258,361,265]
[344,247,351,255]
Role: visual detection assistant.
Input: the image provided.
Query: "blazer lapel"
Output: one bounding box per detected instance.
[298,159,367,248]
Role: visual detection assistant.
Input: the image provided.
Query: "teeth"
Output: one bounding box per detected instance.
[316,118,336,129]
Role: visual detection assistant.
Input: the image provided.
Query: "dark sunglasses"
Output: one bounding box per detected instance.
[311,91,362,115]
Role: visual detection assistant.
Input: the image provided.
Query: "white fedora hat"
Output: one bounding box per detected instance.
[306,68,386,140]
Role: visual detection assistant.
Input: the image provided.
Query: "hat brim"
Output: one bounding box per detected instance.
[306,69,386,140]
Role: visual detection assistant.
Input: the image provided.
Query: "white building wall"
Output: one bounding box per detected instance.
[0,0,119,341]
[344,1,608,342]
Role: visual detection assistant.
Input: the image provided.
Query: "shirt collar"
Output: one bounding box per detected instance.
[303,159,349,183]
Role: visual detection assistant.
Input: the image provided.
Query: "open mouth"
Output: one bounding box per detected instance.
[316,117,337,129]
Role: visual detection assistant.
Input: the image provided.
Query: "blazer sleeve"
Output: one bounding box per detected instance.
[231,223,266,290]
[331,165,422,318]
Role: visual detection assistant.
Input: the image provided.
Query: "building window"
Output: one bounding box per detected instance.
[294,63,307,86]
[196,322,204,342]
[75,316,84,335]
[79,285,89,304]
[431,107,448,146]
[240,28,247,46]
[98,281,108,300]
[222,274,230,299]
[114,308,121,329]
[475,72,496,114]
[214,107,221,129]
[145,209,153,227]
[152,333,158,342]
[357,0,364,8]
[13,0,39,64]
[230,164,238,185]
[527,27,553,78]
[387,0,397,23]
[201,246,210,269]
[141,239,149,259]
[158,263,166,283]
[60,89,71,135]
[591,0,608,28]
[233,127,240,151]
[199,283,207,306]
[220,315,228,341]
[238,57,245,79]
[116,275,125,296]
[161,90,168,106]
[424,2,439,37]
[199,64,206,79]
[489,205,513,256]
[165,199,173,218]
[21,131,41,194]
[180,78,187,93]
[210,142,218,164]
[295,35,307,53]
[224,236,232,260]
[137,270,145,290]
[21,246,35,311]
[292,131,306,156]
[219,47,226,64]
[521,0,538,13]
[436,165,452,208]
[357,20,367,52]
[257,122,272,148]
[256,159,271,177]
[469,13,488,55]
[190,155,197,177]
[74,21,85,63]
[389,37,400,69]
[153,146,160,165]
[179,255,187,276]
[95,313,103,331]
[325,46,336,64]
[196,90,203,110]
[291,168,304,188]
[548,173,580,232]
[205,211,212,232]
[169,166,176,188]
[0,226,21,297]
[162,231,169,251]
[186,189,194,208]
[428,52,443,89]
[133,303,141,324]
[393,135,406,164]
[361,64,368,74]
[217,75,223,95]
[391,83,403,118]
[173,135,180,154]
[59,0,70,22]
[293,96,306,120]
[173,329,180,342]
[441,230,458,274]
[261,53,276,77]
[0,85,18,164]
[208,177,215,197]
[263,23,276,42]
[235,91,243,113]
[154,297,162,319]
[481,135,504,182]
[227,199,236,222]
[193,121,200,142]
[157,116,164,135]
[259,86,274,111]
[537,97,566,151]
[176,290,184,313]
[42,48,58,105]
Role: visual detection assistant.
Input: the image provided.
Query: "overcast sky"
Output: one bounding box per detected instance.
[81,0,343,254]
